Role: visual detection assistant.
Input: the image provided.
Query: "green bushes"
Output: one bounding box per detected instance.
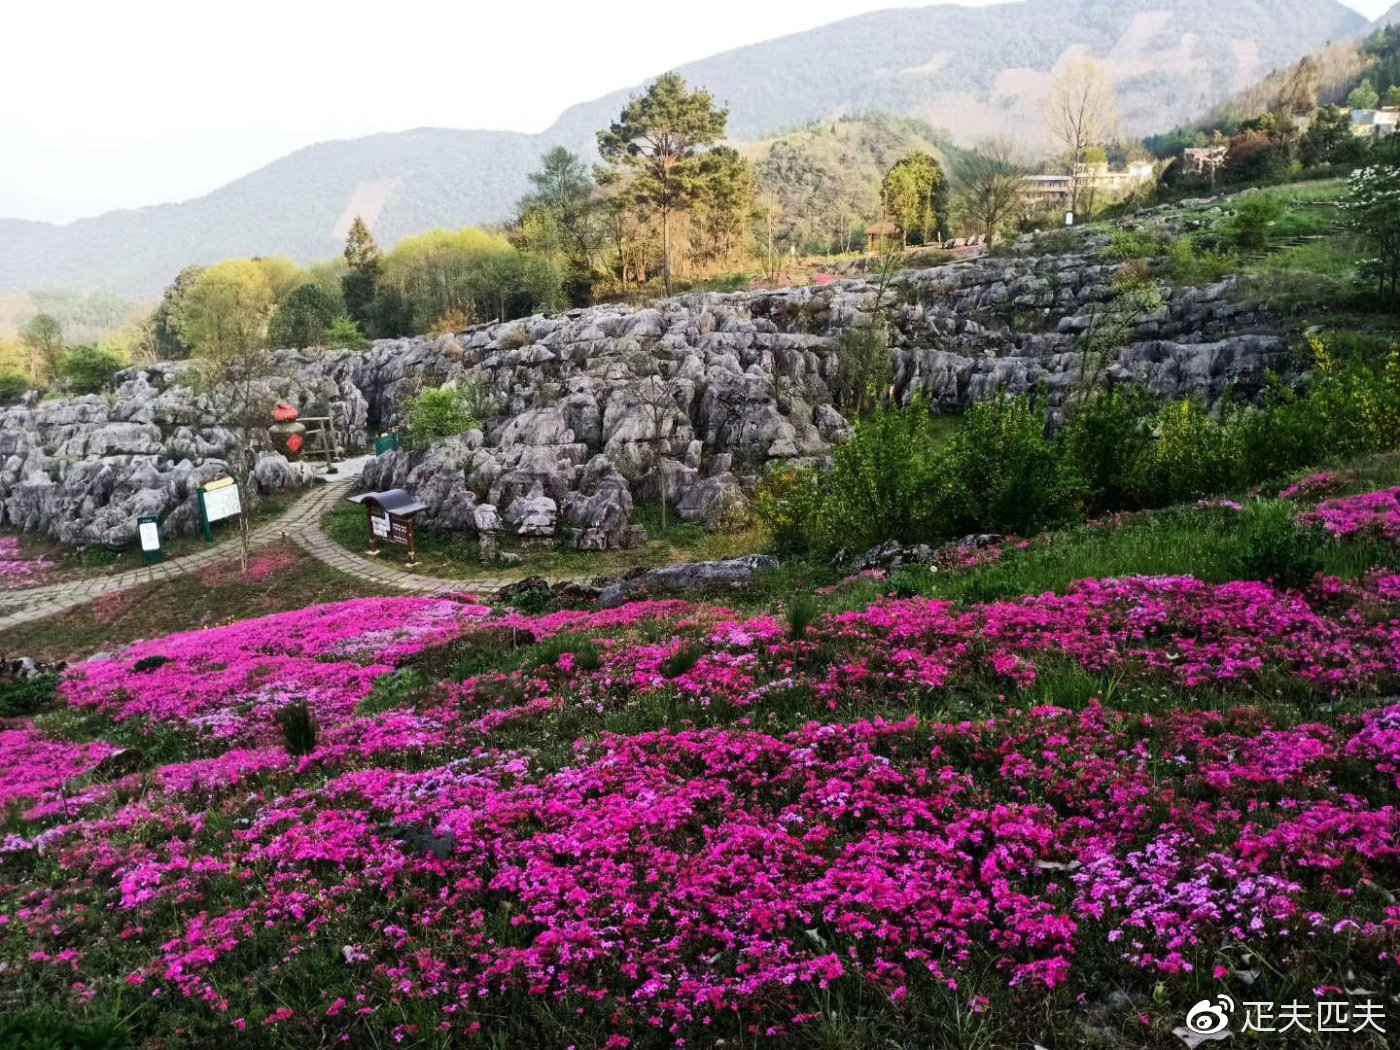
[0,372,28,401]
[60,345,123,395]
[939,396,1078,537]
[0,672,58,719]
[1238,501,1326,591]
[1103,228,1166,260]
[1224,193,1285,252]
[406,386,482,446]
[759,337,1400,555]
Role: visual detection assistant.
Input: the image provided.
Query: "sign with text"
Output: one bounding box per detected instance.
[201,477,242,523]
[137,515,164,564]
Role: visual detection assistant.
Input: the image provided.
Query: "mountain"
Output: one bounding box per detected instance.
[0,0,1369,299]
[1376,4,1400,27]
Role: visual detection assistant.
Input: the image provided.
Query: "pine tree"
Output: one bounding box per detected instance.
[597,73,729,294]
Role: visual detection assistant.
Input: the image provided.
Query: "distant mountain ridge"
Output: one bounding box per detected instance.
[0,0,1370,298]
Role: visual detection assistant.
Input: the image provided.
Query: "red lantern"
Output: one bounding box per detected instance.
[273,402,299,423]
[286,433,304,455]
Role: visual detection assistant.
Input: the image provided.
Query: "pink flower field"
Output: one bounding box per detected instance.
[3,574,1400,1046]
[0,535,54,588]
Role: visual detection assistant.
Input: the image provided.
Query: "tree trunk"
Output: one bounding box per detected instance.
[662,205,672,296]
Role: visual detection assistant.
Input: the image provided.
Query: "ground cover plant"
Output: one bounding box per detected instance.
[3,478,1400,1048]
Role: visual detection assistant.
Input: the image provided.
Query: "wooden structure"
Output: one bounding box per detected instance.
[865,221,902,255]
[346,489,427,565]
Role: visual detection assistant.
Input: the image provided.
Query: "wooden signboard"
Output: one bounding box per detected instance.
[347,489,427,566]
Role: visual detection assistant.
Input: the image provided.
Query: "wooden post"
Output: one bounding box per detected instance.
[405,517,418,567]
[366,503,380,556]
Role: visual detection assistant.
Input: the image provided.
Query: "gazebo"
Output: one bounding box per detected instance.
[865,220,902,255]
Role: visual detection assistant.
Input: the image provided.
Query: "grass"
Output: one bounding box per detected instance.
[0,543,388,663]
[0,490,300,587]
[323,502,769,581]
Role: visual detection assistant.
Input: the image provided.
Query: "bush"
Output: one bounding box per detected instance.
[939,396,1077,537]
[1166,237,1233,285]
[0,1007,128,1050]
[1224,193,1285,252]
[0,672,58,718]
[0,372,28,401]
[327,314,368,351]
[1231,378,1325,485]
[406,386,481,446]
[1130,399,1241,507]
[754,465,825,555]
[815,404,939,551]
[1238,501,1325,592]
[833,324,892,416]
[1103,228,1165,260]
[60,345,123,395]
[1062,387,1154,514]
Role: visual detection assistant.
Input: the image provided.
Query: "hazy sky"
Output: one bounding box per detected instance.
[0,0,1392,225]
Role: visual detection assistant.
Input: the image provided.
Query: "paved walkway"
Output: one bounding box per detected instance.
[0,470,579,633]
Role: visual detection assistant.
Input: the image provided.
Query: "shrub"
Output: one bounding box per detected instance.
[1103,228,1165,260]
[132,655,173,674]
[939,396,1077,537]
[833,324,892,416]
[1308,338,1400,458]
[1238,501,1325,592]
[1130,398,1241,507]
[1061,387,1154,513]
[60,345,124,395]
[406,386,480,446]
[816,404,939,551]
[0,372,28,402]
[0,672,58,719]
[327,314,368,351]
[275,701,318,757]
[1224,193,1285,252]
[754,466,825,554]
[1166,237,1234,285]
[1230,377,1325,485]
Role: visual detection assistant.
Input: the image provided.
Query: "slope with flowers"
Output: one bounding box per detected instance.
[2,481,1400,1047]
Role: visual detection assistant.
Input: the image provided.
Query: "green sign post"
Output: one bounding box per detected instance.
[137,515,164,564]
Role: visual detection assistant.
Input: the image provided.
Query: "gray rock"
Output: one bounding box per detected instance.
[596,555,780,608]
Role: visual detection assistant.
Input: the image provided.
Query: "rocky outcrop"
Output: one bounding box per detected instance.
[2,229,1289,548]
[0,361,365,546]
[595,555,780,608]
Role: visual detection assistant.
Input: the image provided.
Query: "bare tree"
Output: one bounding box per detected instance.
[954,139,1030,247]
[627,356,683,529]
[1044,58,1117,217]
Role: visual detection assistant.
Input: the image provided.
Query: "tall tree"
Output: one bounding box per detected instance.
[518,148,602,303]
[1044,58,1117,217]
[172,260,278,572]
[342,218,382,334]
[881,152,948,246]
[597,73,729,294]
[694,146,758,265]
[152,266,204,360]
[344,217,381,270]
[954,140,1030,247]
[20,313,64,384]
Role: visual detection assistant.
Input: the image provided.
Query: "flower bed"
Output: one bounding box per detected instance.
[0,535,54,588]
[4,584,1400,1045]
[1300,486,1400,541]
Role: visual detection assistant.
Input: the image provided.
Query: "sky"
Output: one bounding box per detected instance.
[0,0,1393,225]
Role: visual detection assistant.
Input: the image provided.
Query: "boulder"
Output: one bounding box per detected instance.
[596,555,779,608]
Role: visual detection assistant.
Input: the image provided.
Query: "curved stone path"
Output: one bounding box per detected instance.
[0,473,576,633]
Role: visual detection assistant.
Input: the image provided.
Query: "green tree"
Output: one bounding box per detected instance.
[954,139,1029,246]
[694,146,758,265]
[881,152,947,245]
[518,148,603,305]
[269,283,341,347]
[1349,79,1381,111]
[172,260,278,572]
[327,315,368,351]
[151,266,204,360]
[597,72,729,294]
[379,228,526,330]
[1340,164,1400,302]
[20,313,64,384]
[342,218,382,334]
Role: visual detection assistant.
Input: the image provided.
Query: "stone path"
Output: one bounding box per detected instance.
[0,469,581,634]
